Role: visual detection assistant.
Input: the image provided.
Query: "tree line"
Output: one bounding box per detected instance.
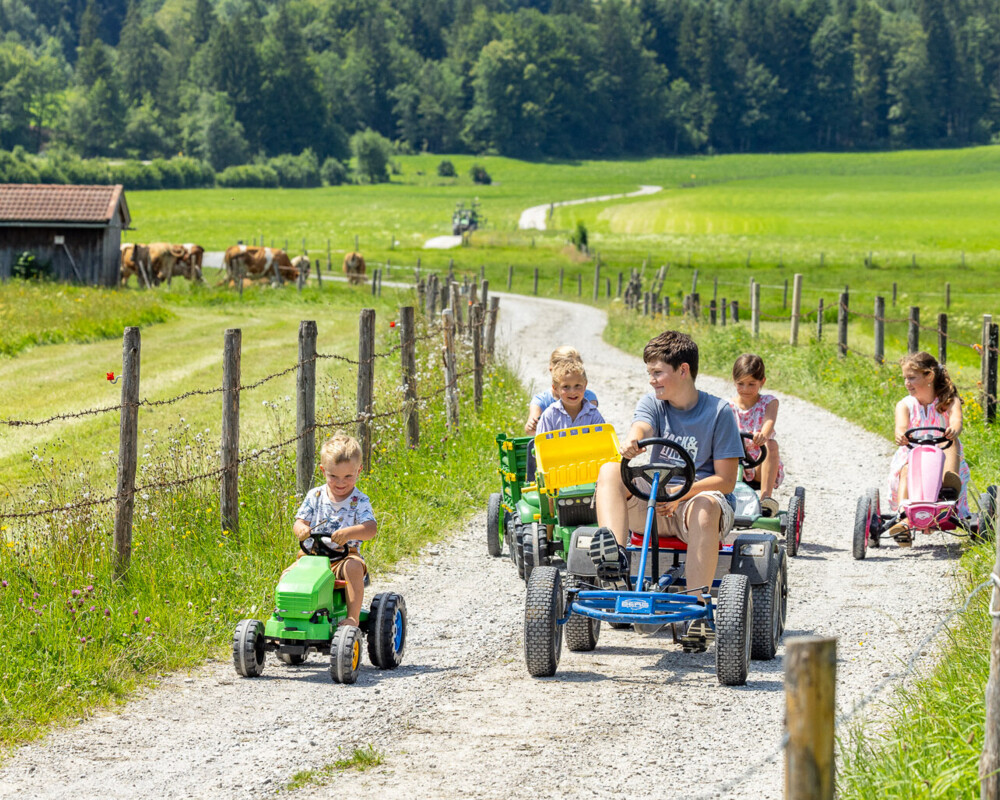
[1,0,998,168]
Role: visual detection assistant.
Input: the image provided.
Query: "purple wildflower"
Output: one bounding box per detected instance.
[71,589,80,597]
[1,580,8,588]
[144,616,151,624]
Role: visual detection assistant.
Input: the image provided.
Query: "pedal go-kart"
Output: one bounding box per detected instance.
[232,534,406,683]
[853,426,998,559]
[524,437,788,686]
[490,425,620,584]
[731,433,806,556]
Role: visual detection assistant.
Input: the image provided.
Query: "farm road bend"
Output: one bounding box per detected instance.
[0,295,961,800]
[518,184,663,230]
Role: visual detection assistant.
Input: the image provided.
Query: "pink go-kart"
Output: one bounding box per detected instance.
[853,426,996,559]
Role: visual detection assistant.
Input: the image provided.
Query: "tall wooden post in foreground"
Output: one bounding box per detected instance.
[442,309,459,430]
[785,636,837,800]
[114,327,141,577]
[356,309,375,472]
[220,328,241,536]
[296,321,317,494]
[399,306,419,448]
[789,273,803,346]
[980,529,1000,797]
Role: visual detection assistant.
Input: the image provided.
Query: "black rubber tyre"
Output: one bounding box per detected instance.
[522,523,549,586]
[794,485,806,517]
[715,573,753,686]
[785,494,803,557]
[513,523,526,578]
[750,552,784,661]
[853,491,874,560]
[524,566,563,677]
[232,619,266,677]
[330,625,362,684]
[277,652,307,665]
[564,579,600,652]
[865,487,882,548]
[776,547,789,634]
[487,492,503,557]
[367,592,407,670]
[976,485,997,542]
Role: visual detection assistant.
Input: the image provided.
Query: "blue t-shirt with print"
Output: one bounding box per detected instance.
[632,390,744,480]
[295,486,376,552]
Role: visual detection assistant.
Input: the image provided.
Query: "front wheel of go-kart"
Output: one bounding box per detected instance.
[750,550,786,661]
[232,619,266,677]
[330,625,362,684]
[487,492,503,557]
[367,592,407,669]
[716,573,753,686]
[785,493,804,557]
[853,489,879,560]
[564,579,600,652]
[277,652,307,665]
[975,486,998,543]
[522,523,550,586]
[524,566,563,677]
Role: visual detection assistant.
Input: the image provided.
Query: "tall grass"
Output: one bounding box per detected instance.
[604,307,1000,797]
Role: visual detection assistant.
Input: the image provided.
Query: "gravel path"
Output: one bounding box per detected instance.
[422,235,464,250]
[518,185,663,230]
[0,294,962,799]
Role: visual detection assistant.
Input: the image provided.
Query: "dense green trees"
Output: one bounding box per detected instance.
[1,0,999,163]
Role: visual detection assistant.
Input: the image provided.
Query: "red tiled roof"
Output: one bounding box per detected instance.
[0,184,127,224]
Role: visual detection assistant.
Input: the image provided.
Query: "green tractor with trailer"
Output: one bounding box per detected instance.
[233,535,406,684]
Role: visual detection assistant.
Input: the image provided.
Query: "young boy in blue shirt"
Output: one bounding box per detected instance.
[535,360,605,434]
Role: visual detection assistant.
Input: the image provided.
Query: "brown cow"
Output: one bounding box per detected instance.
[343,251,366,285]
[220,245,303,286]
[120,243,153,287]
[147,242,187,284]
[178,243,205,283]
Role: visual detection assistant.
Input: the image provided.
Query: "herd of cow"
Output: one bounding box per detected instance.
[120,243,368,288]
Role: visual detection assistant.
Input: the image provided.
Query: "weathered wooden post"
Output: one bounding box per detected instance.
[946,282,951,309]
[691,291,701,321]
[892,281,897,306]
[559,266,564,294]
[377,267,383,296]
[220,328,240,536]
[442,309,459,430]
[908,306,920,353]
[400,306,419,448]
[721,297,727,327]
[481,279,489,308]
[783,278,788,309]
[817,299,824,341]
[593,260,601,301]
[507,264,513,290]
[472,304,483,412]
[371,268,377,296]
[988,323,999,424]
[606,277,611,298]
[296,321,317,494]
[837,292,849,357]
[113,327,141,577]
[980,525,1000,795]
[356,309,375,472]
[644,292,651,316]
[752,283,761,337]
[692,269,699,295]
[577,272,582,297]
[785,636,837,800]
[874,296,885,364]
[617,272,623,297]
[731,300,739,324]
[790,273,803,346]
[983,315,994,413]
[327,238,332,272]
[485,297,500,359]
[938,312,948,365]
[709,299,717,325]
[533,267,539,296]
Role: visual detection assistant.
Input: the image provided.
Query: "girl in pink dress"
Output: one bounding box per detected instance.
[729,354,785,516]
[888,352,969,540]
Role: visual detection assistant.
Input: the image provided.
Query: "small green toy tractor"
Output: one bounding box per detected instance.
[233,536,406,684]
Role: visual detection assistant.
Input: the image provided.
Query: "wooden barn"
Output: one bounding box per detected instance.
[0,184,131,286]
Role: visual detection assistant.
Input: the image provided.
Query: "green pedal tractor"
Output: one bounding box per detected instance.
[232,535,406,684]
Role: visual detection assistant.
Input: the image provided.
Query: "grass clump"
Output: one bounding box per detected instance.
[284,745,384,791]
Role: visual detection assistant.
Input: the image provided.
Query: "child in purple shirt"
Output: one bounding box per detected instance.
[536,360,605,434]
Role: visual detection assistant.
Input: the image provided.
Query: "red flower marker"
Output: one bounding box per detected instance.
[106,371,120,384]
[106,371,115,381]
[389,321,396,328]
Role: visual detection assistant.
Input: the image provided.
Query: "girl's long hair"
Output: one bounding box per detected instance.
[901,351,960,413]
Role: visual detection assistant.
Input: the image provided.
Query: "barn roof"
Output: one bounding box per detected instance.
[0,184,130,229]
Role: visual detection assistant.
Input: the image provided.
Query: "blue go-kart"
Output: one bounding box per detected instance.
[523,438,787,686]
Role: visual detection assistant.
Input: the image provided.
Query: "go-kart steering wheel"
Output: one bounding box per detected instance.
[620,437,696,503]
[905,425,953,451]
[300,534,351,562]
[739,432,767,469]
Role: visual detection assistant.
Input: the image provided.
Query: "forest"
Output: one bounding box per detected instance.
[1,0,998,168]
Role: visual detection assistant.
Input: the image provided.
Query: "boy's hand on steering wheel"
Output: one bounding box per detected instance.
[620,437,646,460]
[328,530,351,546]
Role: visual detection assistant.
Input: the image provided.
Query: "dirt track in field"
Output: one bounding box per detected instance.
[0,294,962,800]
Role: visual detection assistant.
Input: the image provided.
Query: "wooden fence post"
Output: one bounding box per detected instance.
[783,278,788,309]
[892,281,897,306]
[472,304,483,412]
[559,266,564,294]
[721,297,727,327]
[731,300,739,323]
[692,269,699,294]
[983,315,994,413]
[713,275,718,303]
[327,238,331,272]
[790,273,803,346]
[988,323,998,424]
[356,309,375,472]
[785,636,837,800]
[220,328,240,536]
[508,264,513,290]
[837,291,849,357]
[709,299,717,325]
[979,528,1000,794]
[817,299,824,341]
[371,269,377,296]
[617,272,623,297]
[938,312,948,365]
[400,306,419,448]
[908,306,920,353]
[874,297,885,364]
[577,272,582,297]
[113,327,141,577]
[442,309,459,430]
[946,282,951,309]
[752,283,761,337]
[485,296,500,359]
[533,267,539,296]
[296,321,317,494]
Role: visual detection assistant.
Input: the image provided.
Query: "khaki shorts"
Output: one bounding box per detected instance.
[626,491,736,544]
[287,548,367,578]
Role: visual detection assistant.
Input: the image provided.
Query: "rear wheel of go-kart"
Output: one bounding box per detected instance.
[276,652,307,665]
[776,548,788,634]
[716,573,753,686]
[487,492,503,557]
[785,493,804,557]
[853,490,877,560]
[524,566,563,677]
[794,486,806,517]
[232,619,266,677]
[750,550,785,660]
[522,522,550,586]
[512,523,526,578]
[367,592,407,669]
[564,578,600,652]
[865,487,882,548]
[330,624,362,684]
[975,486,997,542]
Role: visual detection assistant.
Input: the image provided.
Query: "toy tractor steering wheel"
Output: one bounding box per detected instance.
[620,437,697,503]
[300,534,351,563]
[739,431,767,469]
[905,425,953,450]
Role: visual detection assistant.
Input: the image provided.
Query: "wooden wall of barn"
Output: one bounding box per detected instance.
[0,225,122,286]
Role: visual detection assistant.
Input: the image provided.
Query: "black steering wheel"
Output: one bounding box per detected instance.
[739,432,767,469]
[620,437,697,503]
[905,425,952,450]
[300,534,351,562]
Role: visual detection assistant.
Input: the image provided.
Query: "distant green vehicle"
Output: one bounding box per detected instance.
[232,536,406,684]
[452,200,482,235]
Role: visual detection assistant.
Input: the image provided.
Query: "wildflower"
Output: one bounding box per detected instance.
[1,580,6,588]
[132,609,139,617]
[144,616,151,624]
[104,609,111,617]
[72,589,80,597]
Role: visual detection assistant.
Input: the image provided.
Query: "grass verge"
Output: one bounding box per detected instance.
[604,306,999,798]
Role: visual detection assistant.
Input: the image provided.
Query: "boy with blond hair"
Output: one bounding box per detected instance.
[292,434,376,629]
[535,359,605,434]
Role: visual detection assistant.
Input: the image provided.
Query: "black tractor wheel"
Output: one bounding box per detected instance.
[715,574,753,686]
[776,547,788,634]
[853,490,876,560]
[367,592,407,670]
[750,551,785,661]
[513,523,526,578]
[277,652,307,665]
[522,523,550,586]
[975,486,998,542]
[330,624,362,684]
[232,619,266,677]
[487,492,503,557]
[564,579,600,652]
[794,485,806,517]
[524,566,563,677]
[785,494,804,557]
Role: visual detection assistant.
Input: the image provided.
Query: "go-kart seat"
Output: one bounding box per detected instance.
[334,579,347,590]
[628,531,732,552]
